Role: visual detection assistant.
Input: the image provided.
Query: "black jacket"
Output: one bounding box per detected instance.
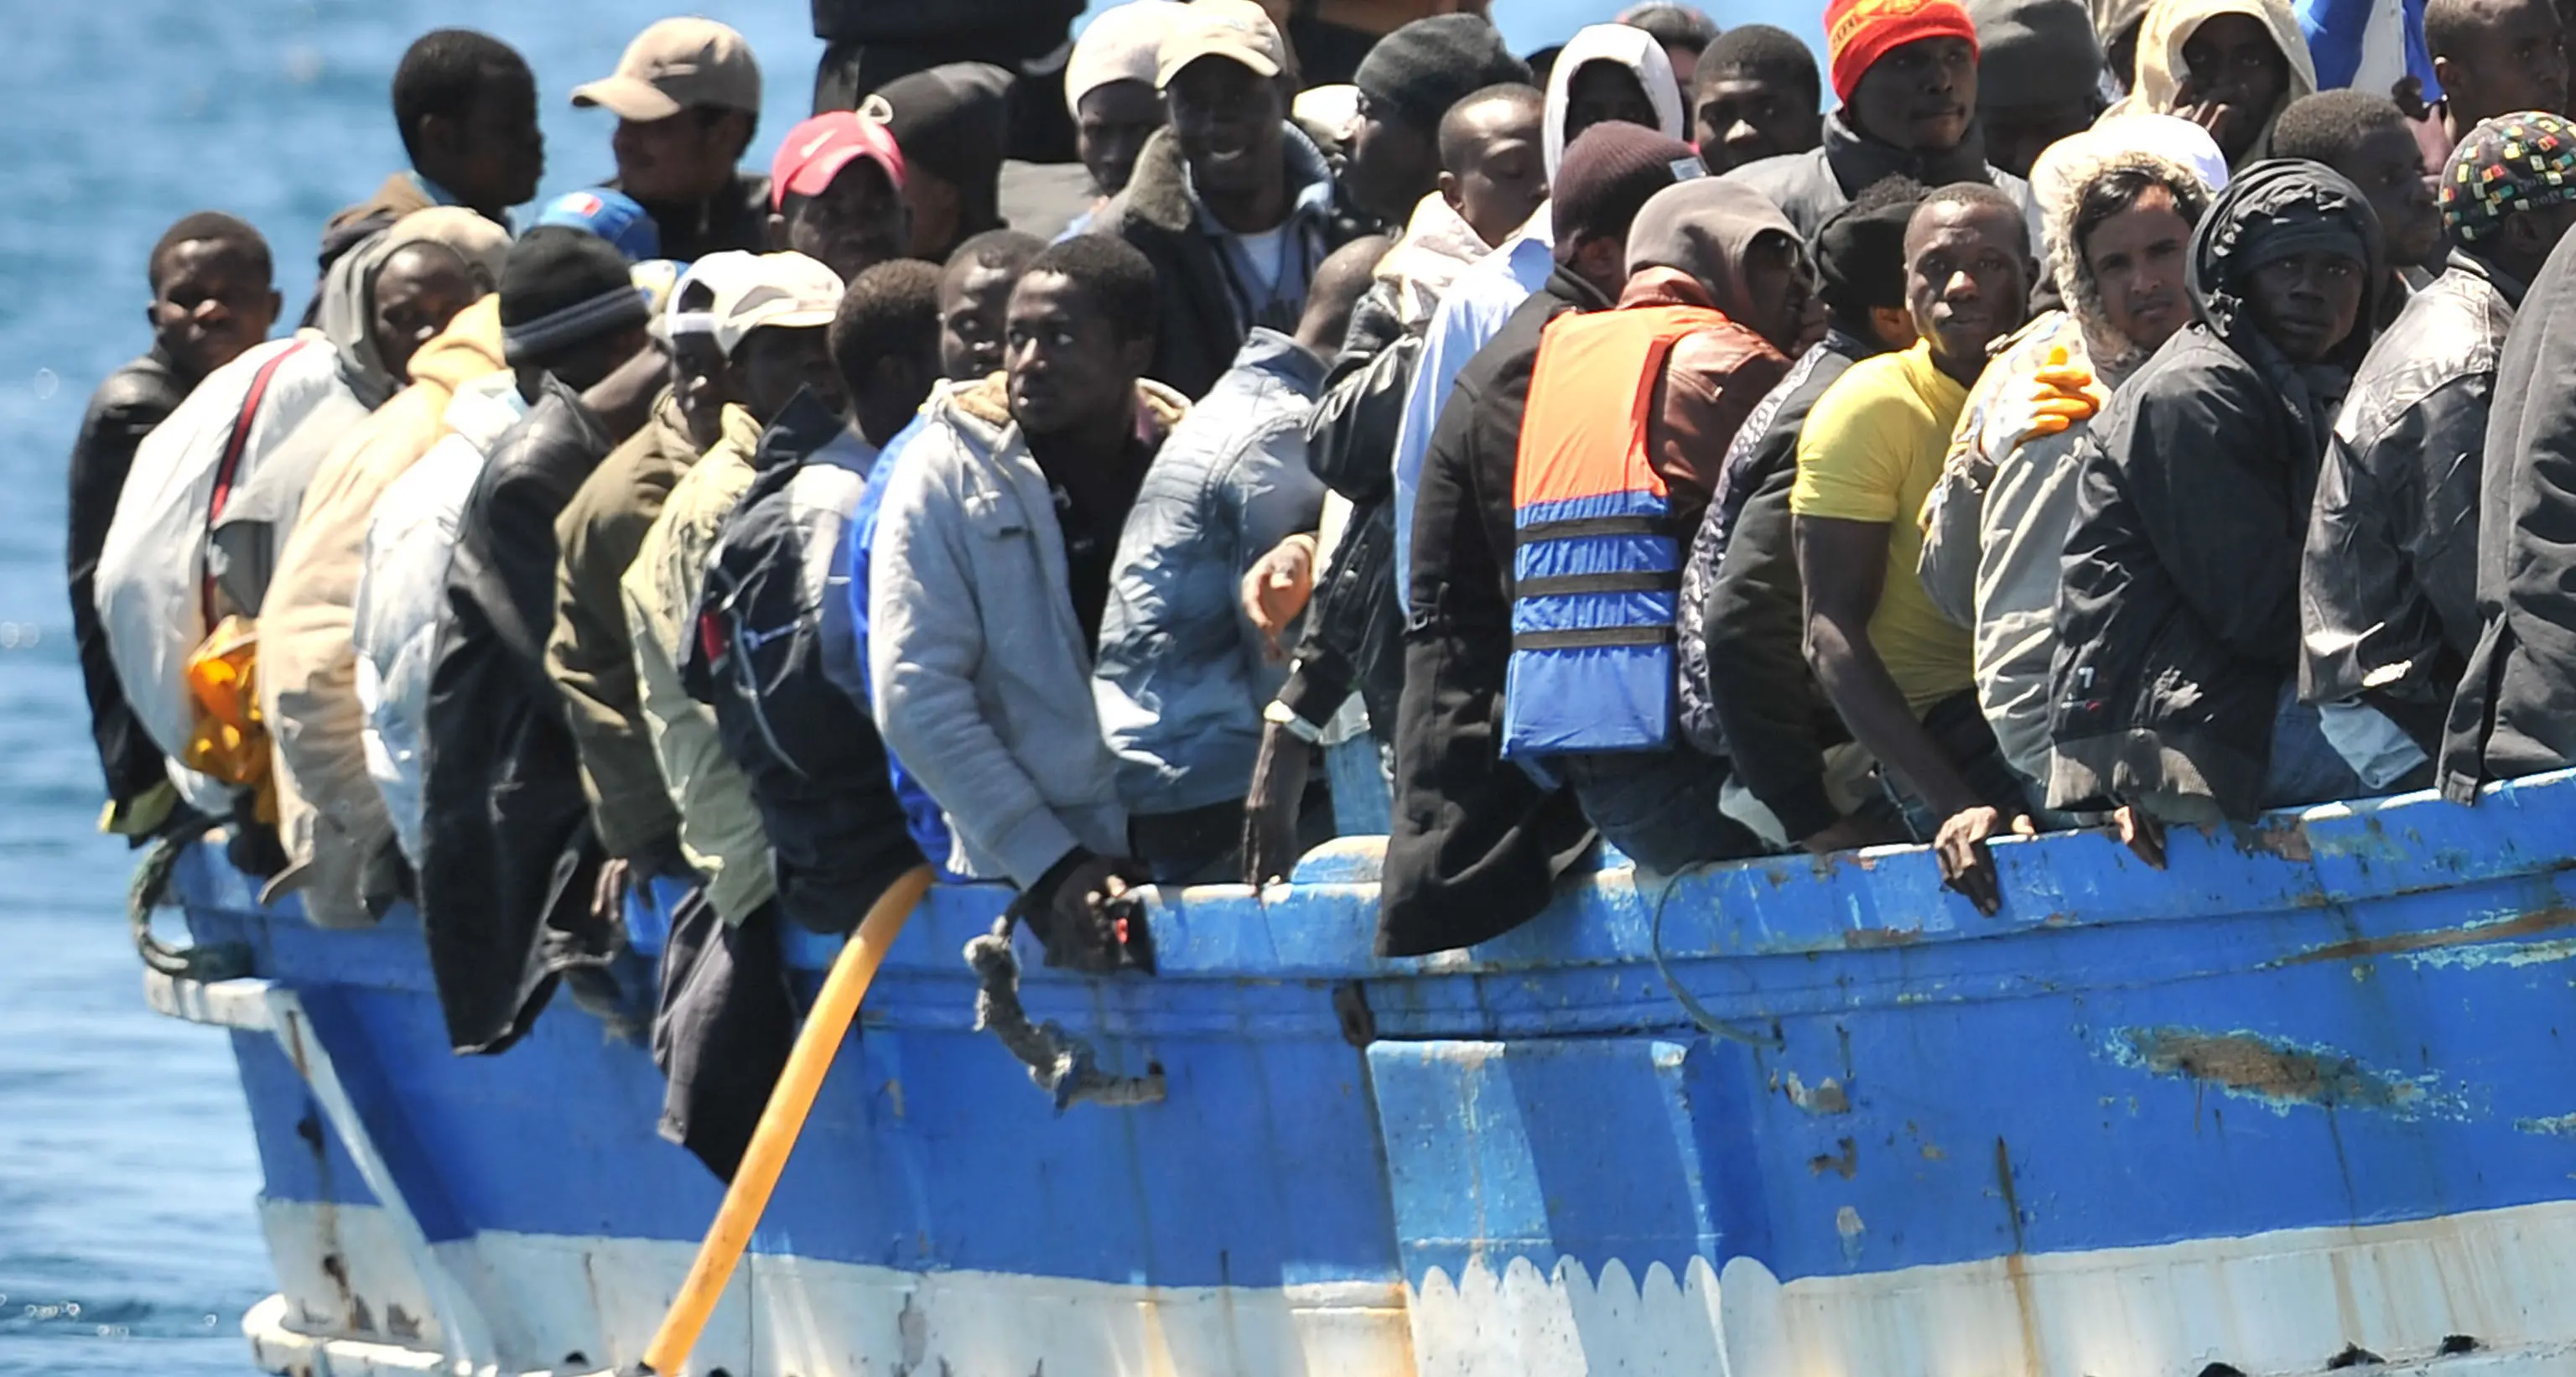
[1683,332,1875,841]
[2442,230,2576,798]
[2051,161,2386,820]
[1382,266,1608,957]
[2303,250,2516,751]
[1096,122,1374,400]
[686,393,924,935]
[68,349,187,810]
[810,0,1078,55]
[1275,300,1415,741]
[1724,112,2039,247]
[420,377,618,1054]
[612,172,775,262]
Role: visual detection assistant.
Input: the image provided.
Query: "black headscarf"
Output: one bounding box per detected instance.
[2189,158,2385,365]
[2189,158,2386,451]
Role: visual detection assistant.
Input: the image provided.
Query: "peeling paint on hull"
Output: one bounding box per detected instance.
[2106,1026,2464,1118]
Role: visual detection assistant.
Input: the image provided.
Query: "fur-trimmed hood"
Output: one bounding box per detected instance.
[1109,117,1344,236]
[932,372,1191,455]
[2037,131,2224,383]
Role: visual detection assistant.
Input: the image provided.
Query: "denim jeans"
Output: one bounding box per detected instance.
[2265,683,2367,808]
[1326,735,1393,836]
[1557,750,1766,876]
[2318,698,2433,792]
[1885,692,2053,839]
[2137,682,2370,824]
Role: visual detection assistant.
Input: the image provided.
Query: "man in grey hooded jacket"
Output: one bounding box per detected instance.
[871,235,1186,964]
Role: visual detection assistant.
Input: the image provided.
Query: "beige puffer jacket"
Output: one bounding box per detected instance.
[259,296,507,926]
[623,402,774,923]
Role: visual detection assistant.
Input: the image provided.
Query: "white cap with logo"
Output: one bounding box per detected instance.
[709,252,846,358]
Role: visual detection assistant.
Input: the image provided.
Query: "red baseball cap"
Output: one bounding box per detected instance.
[771,112,906,210]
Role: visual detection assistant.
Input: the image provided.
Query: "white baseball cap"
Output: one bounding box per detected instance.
[709,252,845,358]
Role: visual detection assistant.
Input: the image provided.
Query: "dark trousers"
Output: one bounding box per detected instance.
[1130,777,1337,886]
[1558,750,1768,876]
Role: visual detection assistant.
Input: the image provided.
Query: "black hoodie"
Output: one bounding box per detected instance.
[1723,112,2042,248]
[2049,160,2386,820]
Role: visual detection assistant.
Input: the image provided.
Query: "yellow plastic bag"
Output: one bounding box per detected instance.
[181,614,278,825]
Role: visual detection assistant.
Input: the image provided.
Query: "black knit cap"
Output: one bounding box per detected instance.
[1551,121,1702,244]
[1353,15,1531,129]
[1815,176,1927,326]
[498,225,649,366]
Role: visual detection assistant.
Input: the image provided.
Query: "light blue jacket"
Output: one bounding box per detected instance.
[1389,217,1555,611]
[1093,330,1327,815]
[870,376,1190,886]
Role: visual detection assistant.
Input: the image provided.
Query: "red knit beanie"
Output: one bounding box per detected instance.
[1825,0,1981,105]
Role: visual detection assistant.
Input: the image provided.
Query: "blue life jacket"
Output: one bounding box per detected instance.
[1502,303,1722,759]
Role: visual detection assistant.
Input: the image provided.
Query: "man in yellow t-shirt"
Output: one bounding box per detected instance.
[1792,182,2034,912]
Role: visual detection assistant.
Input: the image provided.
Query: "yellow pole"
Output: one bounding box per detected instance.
[639,865,936,1375]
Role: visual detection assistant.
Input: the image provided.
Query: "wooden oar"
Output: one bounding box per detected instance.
[632,865,935,1375]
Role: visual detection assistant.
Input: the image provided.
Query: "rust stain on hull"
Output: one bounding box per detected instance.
[1995,1137,2043,1377]
[2238,819,2314,862]
[2282,907,2576,966]
[2112,1027,2449,1117]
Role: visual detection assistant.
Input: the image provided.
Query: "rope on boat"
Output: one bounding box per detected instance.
[964,916,1167,1110]
[1643,868,1784,1051]
[130,813,253,982]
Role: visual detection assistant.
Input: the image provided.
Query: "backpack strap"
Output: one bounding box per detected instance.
[201,340,311,628]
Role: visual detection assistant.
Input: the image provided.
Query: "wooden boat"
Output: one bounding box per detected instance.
[147,773,2576,1375]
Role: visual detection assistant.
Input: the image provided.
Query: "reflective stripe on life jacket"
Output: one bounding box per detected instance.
[1502,303,1724,759]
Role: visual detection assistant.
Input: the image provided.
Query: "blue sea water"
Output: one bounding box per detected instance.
[0,5,829,1374]
[0,3,1682,1374]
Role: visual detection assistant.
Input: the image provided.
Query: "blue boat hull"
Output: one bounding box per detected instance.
[154,775,2576,1375]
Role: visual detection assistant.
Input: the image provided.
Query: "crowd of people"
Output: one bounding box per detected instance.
[66,0,2576,1168]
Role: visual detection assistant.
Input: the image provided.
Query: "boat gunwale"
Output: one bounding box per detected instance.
[162,772,2576,1016]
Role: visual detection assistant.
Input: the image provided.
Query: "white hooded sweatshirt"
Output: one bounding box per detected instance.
[1541,23,1688,180]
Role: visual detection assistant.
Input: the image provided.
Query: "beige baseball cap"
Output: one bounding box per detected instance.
[1156,0,1291,88]
[572,18,762,122]
[709,252,846,358]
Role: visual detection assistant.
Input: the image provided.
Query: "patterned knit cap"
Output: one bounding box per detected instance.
[2444,111,2576,245]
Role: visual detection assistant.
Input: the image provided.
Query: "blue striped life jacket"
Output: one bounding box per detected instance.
[1501,303,1722,759]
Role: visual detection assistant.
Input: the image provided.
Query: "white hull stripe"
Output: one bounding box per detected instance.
[249,1196,2576,1376]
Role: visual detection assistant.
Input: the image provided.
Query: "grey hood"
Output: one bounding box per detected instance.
[314,206,511,409]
